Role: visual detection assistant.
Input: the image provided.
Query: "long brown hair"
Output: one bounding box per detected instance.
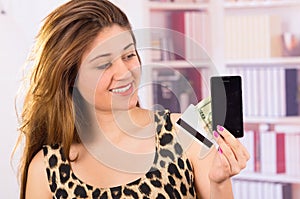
[15,0,134,198]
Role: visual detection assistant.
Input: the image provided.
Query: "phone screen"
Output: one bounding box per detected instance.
[210,76,244,138]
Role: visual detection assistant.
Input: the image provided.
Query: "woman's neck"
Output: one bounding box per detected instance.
[75,106,153,146]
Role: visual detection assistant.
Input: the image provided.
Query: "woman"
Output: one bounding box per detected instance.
[15,0,249,198]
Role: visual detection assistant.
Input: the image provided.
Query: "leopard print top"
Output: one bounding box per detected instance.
[43,110,197,198]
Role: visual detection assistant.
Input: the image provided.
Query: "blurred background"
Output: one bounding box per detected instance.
[0,0,144,197]
[1,0,300,198]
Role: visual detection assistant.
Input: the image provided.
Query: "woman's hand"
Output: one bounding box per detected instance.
[209,125,250,184]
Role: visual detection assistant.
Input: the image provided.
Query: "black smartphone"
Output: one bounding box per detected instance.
[210,76,244,138]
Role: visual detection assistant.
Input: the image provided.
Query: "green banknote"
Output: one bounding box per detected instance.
[195,97,213,139]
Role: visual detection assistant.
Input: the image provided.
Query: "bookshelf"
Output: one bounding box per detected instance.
[234,171,300,184]
[226,57,300,67]
[222,5,300,199]
[148,1,209,10]
[224,0,300,10]
[149,60,212,68]
[244,116,300,125]
[142,0,300,198]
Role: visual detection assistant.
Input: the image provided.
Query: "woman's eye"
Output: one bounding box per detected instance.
[96,62,112,70]
[127,53,136,58]
[123,52,136,60]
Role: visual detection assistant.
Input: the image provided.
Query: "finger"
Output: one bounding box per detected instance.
[213,148,231,180]
[213,130,241,175]
[216,126,250,168]
[215,125,241,157]
[216,125,238,147]
[208,149,231,183]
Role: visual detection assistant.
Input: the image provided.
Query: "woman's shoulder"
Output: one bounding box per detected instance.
[28,148,47,172]
[26,149,52,198]
[28,145,61,176]
[28,145,61,173]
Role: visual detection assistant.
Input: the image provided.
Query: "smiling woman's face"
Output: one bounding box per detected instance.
[76,25,141,112]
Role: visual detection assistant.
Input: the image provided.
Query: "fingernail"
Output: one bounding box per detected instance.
[213,130,219,138]
[218,147,223,154]
[217,125,224,131]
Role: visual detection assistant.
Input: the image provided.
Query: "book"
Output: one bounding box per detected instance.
[169,11,185,60]
[278,68,286,116]
[259,66,269,117]
[260,125,286,174]
[252,67,260,116]
[265,67,273,116]
[285,68,299,116]
[298,69,300,115]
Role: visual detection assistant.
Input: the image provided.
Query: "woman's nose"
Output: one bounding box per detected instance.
[111,57,132,80]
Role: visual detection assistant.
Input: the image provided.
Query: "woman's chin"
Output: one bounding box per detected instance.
[127,92,139,108]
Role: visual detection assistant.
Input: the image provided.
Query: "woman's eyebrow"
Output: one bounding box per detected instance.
[89,42,135,63]
[89,53,111,63]
[123,43,135,50]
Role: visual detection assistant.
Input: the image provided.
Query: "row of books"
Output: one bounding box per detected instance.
[150,11,209,61]
[150,0,207,2]
[228,66,300,117]
[232,179,292,199]
[184,11,210,61]
[226,0,283,2]
[151,12,291,61]
[224,15,282,59]
[240,125,300,176]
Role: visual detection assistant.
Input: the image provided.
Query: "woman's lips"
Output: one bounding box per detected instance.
[109,82,133,96]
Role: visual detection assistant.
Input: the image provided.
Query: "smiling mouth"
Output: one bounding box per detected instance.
[109,83,132,94]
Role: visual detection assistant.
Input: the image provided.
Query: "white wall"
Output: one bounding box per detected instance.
[0,0,145,198]
[111,0,148,29]
[0,12,29,199]
[0,1,68,197]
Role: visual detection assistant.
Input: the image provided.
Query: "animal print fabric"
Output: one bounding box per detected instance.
[43,110,197,198]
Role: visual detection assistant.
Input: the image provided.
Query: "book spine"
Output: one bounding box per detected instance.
[276,132,286,174]
[278,68,286,116]
[170,11,185,60]
[285,68,299,116]
[254,129,261,172]
[258,67,267,116]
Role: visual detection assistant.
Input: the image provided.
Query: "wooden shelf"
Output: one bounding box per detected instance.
[148,1,209,11]
[233,171,300,184]
[224,0,300,10]
[226,57,300,67]
[244,116,300,125]
[148,60,212,68]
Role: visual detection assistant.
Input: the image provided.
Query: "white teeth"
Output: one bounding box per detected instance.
[111,83,131,93]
